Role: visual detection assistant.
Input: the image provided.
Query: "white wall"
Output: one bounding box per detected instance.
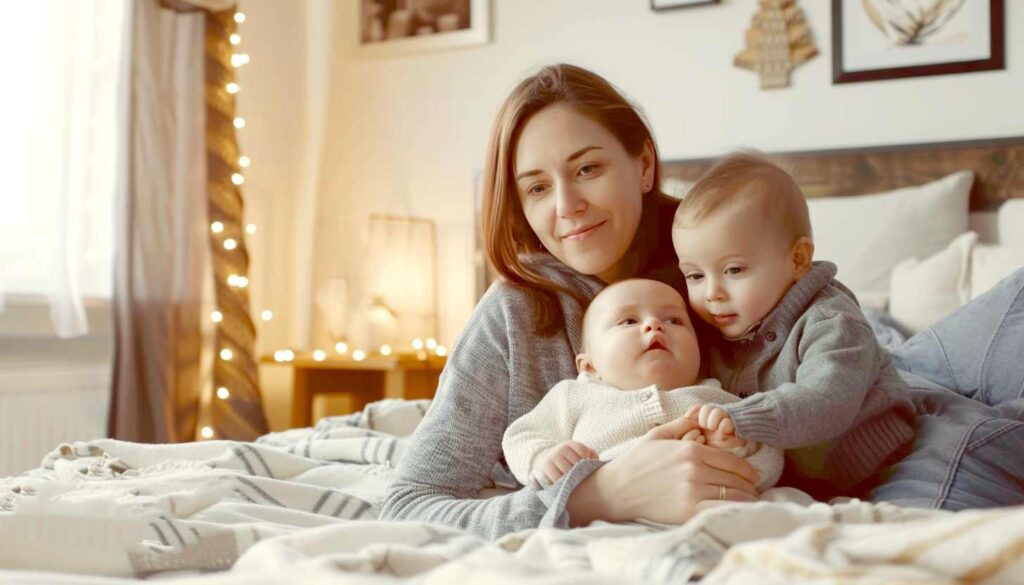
[246,0,1024,357]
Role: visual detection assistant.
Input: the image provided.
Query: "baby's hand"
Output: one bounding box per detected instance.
[685,405,745,450]
[684,404,736,435]
[531,441,598,487]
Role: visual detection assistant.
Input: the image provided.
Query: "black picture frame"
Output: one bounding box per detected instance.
[650,0,719,12]
[832,0,1005,84]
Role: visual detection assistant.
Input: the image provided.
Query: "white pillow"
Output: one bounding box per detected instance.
[970,243,1024,300]
[889,231,977,333]
[808,171,973,305]
[997,199,1024,245]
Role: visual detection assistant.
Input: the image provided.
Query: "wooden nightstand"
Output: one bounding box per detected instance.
[263,353,446,428]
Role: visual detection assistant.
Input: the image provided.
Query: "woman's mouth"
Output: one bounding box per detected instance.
[561,221,606,241]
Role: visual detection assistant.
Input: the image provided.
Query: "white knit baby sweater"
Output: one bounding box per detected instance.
[502,375,783,492]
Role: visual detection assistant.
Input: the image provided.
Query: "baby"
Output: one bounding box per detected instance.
[672,151,915,494]
[502,278,782,492]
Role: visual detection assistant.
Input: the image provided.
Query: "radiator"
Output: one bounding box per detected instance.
[0,365,110,478]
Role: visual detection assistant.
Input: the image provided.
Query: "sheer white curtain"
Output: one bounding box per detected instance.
[0,0,130,337]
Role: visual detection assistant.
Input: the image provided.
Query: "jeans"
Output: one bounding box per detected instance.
[872,267,1024,510]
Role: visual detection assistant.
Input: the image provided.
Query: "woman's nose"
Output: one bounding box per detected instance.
[555,182,587,217]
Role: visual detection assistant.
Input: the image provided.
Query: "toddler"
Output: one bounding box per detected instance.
[672,151,915,493]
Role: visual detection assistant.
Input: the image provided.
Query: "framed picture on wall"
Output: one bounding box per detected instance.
[650,0,719,10]
[356,0,490,57]
[832,0,1005,84]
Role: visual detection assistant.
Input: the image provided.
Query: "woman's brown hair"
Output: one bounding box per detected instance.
[481,63,677,336]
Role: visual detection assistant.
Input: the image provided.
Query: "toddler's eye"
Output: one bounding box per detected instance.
[725,266,744,275]
[685,273,704,282]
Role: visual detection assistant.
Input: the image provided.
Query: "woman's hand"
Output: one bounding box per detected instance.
[566,416,759,527]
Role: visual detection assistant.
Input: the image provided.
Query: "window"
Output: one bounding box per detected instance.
[0,0,129,337]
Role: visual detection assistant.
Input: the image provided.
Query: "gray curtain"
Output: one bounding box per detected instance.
[109,0,218,442]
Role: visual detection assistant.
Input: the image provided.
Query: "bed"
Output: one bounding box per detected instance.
[1,137,1023,584]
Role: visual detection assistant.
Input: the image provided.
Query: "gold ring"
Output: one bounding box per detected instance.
[719,485,726,500]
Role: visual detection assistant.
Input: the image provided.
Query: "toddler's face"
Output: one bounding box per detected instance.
[579,280,700,390]
[673,199,800,339]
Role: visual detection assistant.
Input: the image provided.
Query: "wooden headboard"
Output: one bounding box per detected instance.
[660,136,1024,212]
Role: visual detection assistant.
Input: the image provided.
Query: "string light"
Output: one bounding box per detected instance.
[426,338,437,350]
[211,221,224,234]
[223,238,237,250]
[234,12,246,23]
[226,82,239,94]
[233,117,246,129]
[380,344,392,356]
[239,156,250,168]
[216,387,230,400]
[227,275,249,288]
[335,341,348,354]
[201,426,214,439]
[352,349,366,362]
[412,338,424,350]
[260,310,273,321]
[211,310,223,323]
[246,224,257,234]
[220,348,233,361]
[229,33,241,45]
[312,350,326,362]
[231,173,245,185]
[436,345,447,357]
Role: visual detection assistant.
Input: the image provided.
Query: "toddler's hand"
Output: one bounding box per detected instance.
[685,405,746,450]
[531,441,598,487]
[684,404,736,435]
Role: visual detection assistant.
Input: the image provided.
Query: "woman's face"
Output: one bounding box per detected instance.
[513,103,652,282]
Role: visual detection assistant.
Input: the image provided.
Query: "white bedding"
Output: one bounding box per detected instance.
[1,399,1023,584]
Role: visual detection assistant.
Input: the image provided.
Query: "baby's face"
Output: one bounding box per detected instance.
[580,280,700,390]
[673,199,799,339]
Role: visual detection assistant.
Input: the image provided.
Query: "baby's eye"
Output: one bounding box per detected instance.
[617,317,639,326]
[725,266,745,275]
[665,317,684,325]
[685,273,704,282]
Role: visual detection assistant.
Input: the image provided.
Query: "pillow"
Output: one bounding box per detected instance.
[970,243,1024,300]
[808,171,973,306]
[889,231,976,334]
[997,199,1024,245]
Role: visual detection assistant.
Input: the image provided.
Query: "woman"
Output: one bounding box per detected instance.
[381,63,1024,539]
[382,64,759,540]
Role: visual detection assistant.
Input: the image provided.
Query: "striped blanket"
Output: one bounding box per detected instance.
[1,398,1022,584]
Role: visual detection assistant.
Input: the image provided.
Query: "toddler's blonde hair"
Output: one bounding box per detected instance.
[674,150,812,246]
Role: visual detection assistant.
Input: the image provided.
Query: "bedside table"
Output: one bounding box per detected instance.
[262,353,446,428]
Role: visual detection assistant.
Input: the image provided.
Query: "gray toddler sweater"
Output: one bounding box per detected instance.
[707,261,916,490]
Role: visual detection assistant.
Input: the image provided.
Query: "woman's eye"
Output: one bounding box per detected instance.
[526,183,547,196]
[578,163,599,176]
[725,266,744,275]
